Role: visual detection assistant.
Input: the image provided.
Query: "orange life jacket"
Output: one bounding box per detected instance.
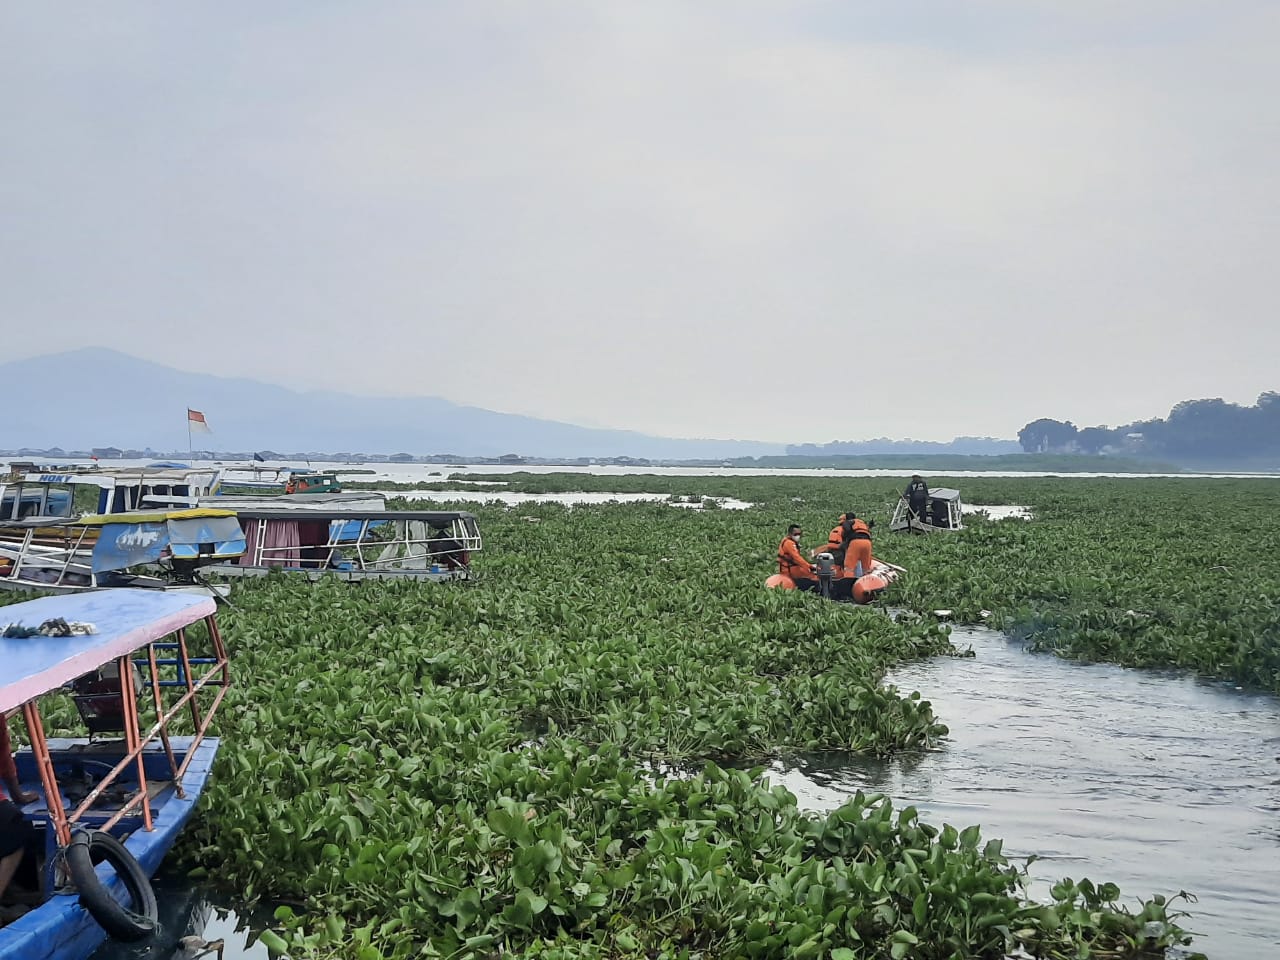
[777,537,814,580]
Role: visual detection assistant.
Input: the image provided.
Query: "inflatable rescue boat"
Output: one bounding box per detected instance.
[766,555,903,605]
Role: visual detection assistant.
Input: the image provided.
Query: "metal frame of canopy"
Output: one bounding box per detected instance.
[0,510,244,594]
[221,508,482,578]
[1,591,229,846]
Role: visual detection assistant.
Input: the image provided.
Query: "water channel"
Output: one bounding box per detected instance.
[771,625,1280,959]
[93,625,1276,960]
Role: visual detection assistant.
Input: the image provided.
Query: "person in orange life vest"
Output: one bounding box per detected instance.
[0,715,39,902]
[844,517,874,580]
[827,515,874,601]
[812,512,854,561]
[777,524,817,591]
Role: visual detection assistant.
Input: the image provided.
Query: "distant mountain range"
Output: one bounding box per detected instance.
[0,348,787,460]
[1,349,1028,461]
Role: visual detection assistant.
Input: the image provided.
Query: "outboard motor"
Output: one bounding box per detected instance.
[814,552,836,600]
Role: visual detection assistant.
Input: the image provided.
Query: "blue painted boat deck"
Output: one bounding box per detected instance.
[0,736,220,960]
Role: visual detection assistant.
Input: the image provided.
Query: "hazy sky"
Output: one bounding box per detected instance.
[3,2,1277,444]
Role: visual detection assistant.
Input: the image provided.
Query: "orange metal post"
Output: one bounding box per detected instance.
[21,701,71,847]
[117,655,152,831]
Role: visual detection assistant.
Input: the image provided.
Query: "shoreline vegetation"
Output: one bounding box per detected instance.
[718,454,1184,472]
[13,476,1267,958]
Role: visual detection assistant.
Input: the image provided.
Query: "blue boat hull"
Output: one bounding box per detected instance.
[0,736,220,960]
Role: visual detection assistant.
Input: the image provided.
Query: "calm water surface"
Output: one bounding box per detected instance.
[769,626,1280,960]
[88,877,270,960]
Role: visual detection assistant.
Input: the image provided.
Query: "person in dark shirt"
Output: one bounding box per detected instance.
[0,715,38,902]
[903,475,929,524]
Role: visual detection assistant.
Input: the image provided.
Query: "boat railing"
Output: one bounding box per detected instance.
[241,515,481,571]
[0,522,98,588]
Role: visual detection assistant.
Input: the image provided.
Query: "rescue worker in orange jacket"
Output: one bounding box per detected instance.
[828,515,874,601]
[812,513,849,565]
[777,524,817,591]
[843,517,875,580]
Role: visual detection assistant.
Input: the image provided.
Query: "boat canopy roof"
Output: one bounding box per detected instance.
[231,507,477,522]
[0,516,80,530]
[929,488,962,501]
[87,510,247,572]
[19,467,219,489]
[0,590,215,712]
[0,508,236,529]
[209,492,379,506]
[76,507,237,526]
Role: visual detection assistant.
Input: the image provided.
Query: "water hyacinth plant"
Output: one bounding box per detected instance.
[8,475,1250,957]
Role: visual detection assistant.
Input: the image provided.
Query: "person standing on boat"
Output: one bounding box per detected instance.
[843,517,874,579]
[777,525,817,591]
[0,714,38,902]
[903,475,929,523]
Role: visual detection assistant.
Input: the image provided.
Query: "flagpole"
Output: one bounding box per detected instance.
[187,410,192,462]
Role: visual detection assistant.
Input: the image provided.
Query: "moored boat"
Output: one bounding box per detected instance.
[0,468,223,523]
[215,466,343,495]
[0,590,230,958]
[0,510,245,598]
[206,501,482,582]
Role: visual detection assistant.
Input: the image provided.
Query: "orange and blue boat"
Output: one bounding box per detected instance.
[0,590,229,959]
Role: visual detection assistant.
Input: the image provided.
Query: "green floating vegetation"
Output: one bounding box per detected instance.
[172,476,1257,959]
[11,476,1254,956]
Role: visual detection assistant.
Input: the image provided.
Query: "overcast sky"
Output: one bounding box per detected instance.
[3,2,1277,444]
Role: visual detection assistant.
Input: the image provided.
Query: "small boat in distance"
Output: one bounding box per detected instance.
[0,590,230,959]
[890,487,965,533]
[215,466,343,495]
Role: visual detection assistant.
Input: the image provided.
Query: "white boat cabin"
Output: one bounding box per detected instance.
[0,467,222,522]
[890,487,964,533]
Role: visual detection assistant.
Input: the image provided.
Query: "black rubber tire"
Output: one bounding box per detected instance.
[64,828,158,942]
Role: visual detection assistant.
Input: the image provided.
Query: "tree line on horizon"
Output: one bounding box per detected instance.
[786,436,1020,457]
[1018,393,1280,462]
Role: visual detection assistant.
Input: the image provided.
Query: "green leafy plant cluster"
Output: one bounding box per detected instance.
[357,473,1278,692]
[883,478,1280,694]
[5,476,1235,956]
[168,483,1215,958]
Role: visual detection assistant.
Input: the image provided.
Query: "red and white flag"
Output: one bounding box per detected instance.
[187,408,212,434]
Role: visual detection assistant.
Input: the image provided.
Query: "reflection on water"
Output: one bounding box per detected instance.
[769,627,1280,960]
[89,877,270,960]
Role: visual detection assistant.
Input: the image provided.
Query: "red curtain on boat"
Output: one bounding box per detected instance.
[237,519,302,566]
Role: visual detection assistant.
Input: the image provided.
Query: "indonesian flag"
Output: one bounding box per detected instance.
[187,408,212,433]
